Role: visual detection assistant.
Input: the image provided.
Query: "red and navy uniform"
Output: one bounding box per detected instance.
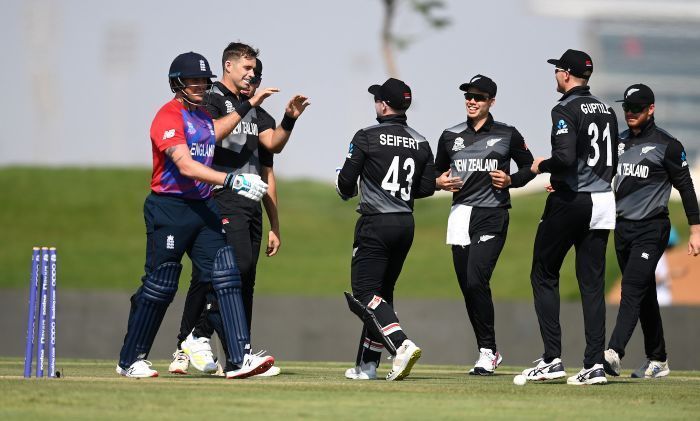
[150,99,217,200]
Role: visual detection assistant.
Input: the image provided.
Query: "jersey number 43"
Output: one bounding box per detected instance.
[382,156,415,200]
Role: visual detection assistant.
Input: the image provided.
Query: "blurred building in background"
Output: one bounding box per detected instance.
[532,0,700,162]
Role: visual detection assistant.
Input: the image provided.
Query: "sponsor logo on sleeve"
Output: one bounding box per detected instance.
[682,151,688,167]
[555,120,568,135]
[163,129,175,140]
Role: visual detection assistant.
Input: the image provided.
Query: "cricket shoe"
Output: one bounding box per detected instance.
[345,361,377,380]
[522,358,566,381]
[181,333,218,373]
[254,365,281,377]
[116,360,158,378]
[225,351,275,379]
[386,339,421,381]
[567,364,607,385]
[631,360,669,379]
[469,348,502,376]
[168,349,190,375]
[603,349,621,377]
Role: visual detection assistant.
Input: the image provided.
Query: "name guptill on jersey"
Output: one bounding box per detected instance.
[580,103,611,114]
[379,133,418,150]
[454,158,499,172]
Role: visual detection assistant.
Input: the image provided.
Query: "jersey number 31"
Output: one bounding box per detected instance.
[382,156,415,200]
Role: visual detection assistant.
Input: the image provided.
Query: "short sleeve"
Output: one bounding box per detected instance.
[150,101,186,152]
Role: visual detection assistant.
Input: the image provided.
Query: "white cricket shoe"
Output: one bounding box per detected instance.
[225,351,275,379]
[632,360,670,379]
[603,349,621,377]
[181,333,218,373]
[255,365,281,377]
[168,349,190,375]
[469,348,503,376]
[386,339,421,381]
[522,358,566,381]
[567,364,607,385]
[345,361,378,380]
[116,360,158,378]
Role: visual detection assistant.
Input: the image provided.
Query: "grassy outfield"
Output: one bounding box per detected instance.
[1,358,699,420]
[0,167,691,299]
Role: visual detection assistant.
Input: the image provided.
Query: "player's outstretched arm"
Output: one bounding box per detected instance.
[260,95,311,154]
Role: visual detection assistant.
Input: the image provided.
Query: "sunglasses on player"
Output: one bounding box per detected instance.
[622,103,648,114]
[464,92,489,102]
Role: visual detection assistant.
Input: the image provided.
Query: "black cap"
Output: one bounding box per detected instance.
[168,52,216,79]
[616,83,655,105]
[459,74,497,97]
[368,78,412,110]
[547,49,593,79]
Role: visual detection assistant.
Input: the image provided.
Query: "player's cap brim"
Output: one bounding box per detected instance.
[547,59,560,66]
[368,85,382,96]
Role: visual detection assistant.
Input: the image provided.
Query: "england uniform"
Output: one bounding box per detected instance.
[435,113,534,368]
[531,62,619,371]
[608,113,699,371]
[337,79,434,380]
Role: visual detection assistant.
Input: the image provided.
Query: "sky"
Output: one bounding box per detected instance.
[0,0,584,180]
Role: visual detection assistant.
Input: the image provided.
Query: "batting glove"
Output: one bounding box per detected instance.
[224,173,268,202]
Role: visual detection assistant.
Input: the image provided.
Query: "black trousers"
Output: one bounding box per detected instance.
[176,190,262,346]
[608,217,669,361]
[530,191,609,366]
[351,213,414,364]
[451,207,509,353]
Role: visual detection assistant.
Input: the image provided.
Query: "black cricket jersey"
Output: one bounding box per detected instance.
[435,113,534,207]
[337,114,435,214]
[204,81,275,176]
[614,118,700,224]
[539,86,619,193]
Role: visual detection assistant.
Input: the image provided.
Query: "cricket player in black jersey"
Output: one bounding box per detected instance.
[523,49,619,385]
[169,44,309,376]
[435,74,535,375]
[603,84,700,379]
[337,78,435,381]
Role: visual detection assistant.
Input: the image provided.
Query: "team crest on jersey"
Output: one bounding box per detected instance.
[486,138,502,148]
[225,100,234,114]
[618,143,625,157]
[186,121,196,135]
[555,120,568,135]
[452,137,465,152]
[641,146,656,155]
[166,235,175,250]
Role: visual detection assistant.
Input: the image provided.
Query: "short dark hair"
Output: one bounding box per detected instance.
[221,42,259,69]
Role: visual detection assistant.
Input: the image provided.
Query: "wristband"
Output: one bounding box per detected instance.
[235,100,253,118]
[281,114,297,131]
[223,172,235,190]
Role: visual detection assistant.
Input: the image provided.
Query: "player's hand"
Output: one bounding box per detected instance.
[489,170,511,189]
[224,173,268,202]
[249,87,280,107]
[266,230,281,256]
[688,225,700,256]
[285,95,311,119]
[436,170,463,192]
[544,184,555,193]
[531,157,545,174]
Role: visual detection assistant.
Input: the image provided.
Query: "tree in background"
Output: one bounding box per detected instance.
[381,0,450,77]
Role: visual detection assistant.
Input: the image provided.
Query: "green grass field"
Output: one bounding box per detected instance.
[1,358,698,420]
[0,167,691,299]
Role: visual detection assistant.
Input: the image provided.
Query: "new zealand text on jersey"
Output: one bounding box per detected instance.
[454,158,499,172]
[232,120,259,136]
[618,163,649,178]
[379,133,418,150]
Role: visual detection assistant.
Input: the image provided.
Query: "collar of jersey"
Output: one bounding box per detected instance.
[376,114,408,126]
[559,85,591,102]
[467,112,494,133]
[213,81,248,101]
